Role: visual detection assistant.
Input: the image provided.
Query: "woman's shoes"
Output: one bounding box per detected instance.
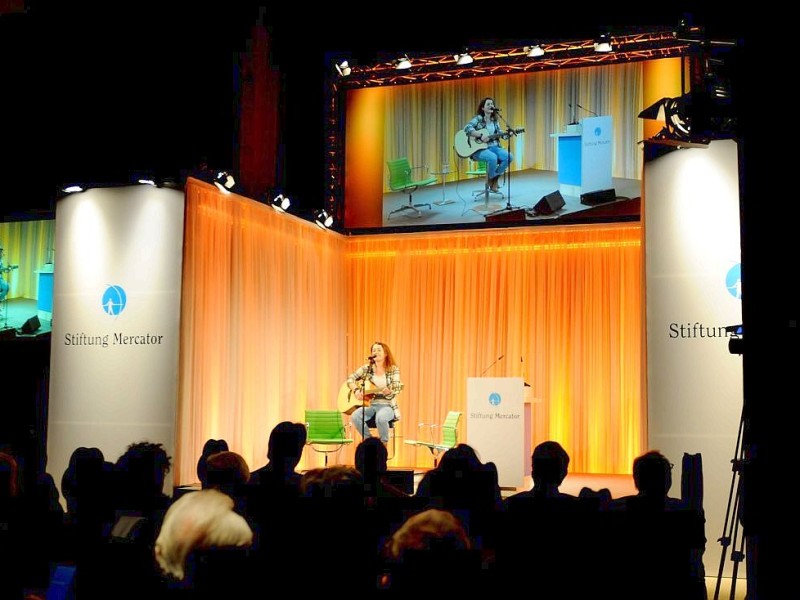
[489,176,500,192]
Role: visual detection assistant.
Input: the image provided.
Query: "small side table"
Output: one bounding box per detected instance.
[430,166,455,205]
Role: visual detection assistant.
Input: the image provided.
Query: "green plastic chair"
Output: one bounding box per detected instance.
[386,157,437,219]
[305,409,353,467]
[404,410,462,466]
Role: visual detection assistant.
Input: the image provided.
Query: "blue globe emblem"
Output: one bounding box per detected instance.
[102,285,127,316]
[725,263,742,299]
[594,127,602,136]
[488,392,501,406]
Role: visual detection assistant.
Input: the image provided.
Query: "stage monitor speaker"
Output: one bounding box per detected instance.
[580,188,616,206]
[382,469,415,495]
[21,315,41,334]
[534,191,565,215]
[485,208,527,223]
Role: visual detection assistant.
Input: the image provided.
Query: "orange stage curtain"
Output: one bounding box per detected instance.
[176,180,645,485]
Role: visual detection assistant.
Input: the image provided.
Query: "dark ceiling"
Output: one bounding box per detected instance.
[0,4,746,220]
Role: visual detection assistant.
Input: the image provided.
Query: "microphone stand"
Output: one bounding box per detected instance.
[480,354,505,376]
[360,358,375,440]
[487,110,523,218]
[575,103,598,118]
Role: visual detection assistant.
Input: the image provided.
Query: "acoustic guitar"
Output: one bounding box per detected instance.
[337,381,384,415]
[453,127,525,158]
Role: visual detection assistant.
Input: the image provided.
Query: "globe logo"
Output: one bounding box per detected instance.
[594,127,602,136]
[725,263,742,299]
[489,392,501,406]
[102,285,127,316]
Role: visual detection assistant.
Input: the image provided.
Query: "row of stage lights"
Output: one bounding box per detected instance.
[334,34,614,77]
[62,171,335,230]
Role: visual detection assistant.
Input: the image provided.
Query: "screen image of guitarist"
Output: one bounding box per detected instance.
[0,244,19,302]
[461,97,514,193]
[344,342,404,443]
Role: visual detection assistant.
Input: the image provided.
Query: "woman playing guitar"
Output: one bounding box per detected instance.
[0,245,17,302]
[462,97,513,192]
[346,341,403,444]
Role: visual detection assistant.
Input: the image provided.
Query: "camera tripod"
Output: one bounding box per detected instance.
[713,406,750,600]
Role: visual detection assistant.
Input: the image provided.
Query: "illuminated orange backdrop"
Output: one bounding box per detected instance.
[175,179,645,484]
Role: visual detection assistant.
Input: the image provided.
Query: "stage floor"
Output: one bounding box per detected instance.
[1,297,51,338]
[380,168,641,228]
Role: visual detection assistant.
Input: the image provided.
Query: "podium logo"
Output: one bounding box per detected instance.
[725,263,742,299]
[488,392,501,406]
[102,285,127,316]
[594,126,602,137]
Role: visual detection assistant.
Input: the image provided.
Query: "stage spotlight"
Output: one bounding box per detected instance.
[213,171,236,194]
[453,52,473,66]
[271,193,291,212]
[314,209,334,229]
[63,185,84,193]
[395,55,412,70]
[639,95,691,141]
[593,33,613,53]
[524,44,545,58]
[335,60,351,77]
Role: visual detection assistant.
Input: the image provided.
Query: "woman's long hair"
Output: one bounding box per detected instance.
[476,97,498,122]
[373,341,397,369]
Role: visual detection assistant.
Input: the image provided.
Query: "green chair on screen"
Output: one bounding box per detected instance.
[386,157,437,219]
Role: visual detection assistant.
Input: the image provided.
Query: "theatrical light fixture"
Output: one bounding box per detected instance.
[214,171,236,193]
[335,60,351,77]
[453,52,473,66]
[271,193,291,212]
[63,185,84,193]
[524,45,545,58]
[638,95,691,141]
[593,33,613,53]
[314,209,334,229]
[395,55,412,70]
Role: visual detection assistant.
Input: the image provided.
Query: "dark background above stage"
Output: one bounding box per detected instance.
[1,3,744,220]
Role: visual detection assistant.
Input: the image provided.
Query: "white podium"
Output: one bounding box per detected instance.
[552,115,613,198]
[466,377,526,489]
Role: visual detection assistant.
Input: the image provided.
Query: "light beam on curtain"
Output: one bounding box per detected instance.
[176,181,645,483]
[176,179,349,484]
[344,225,645,473]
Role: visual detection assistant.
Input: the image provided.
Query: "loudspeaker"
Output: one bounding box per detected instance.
[382,469,415,495]
[534,190,565,215]
[485,208,527,223]
[580,188,616,206]
[21,315,40,334]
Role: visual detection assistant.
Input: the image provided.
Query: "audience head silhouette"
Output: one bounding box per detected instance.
[385,508,471,560]
[155,489,253,581]
[116,441,171,499]
[61,446,106,513]
[300,466,363,499]
[532,440,570,487]
[632,450,673,497]
[355,437,388,477]
[267,421,307,469]
[197,438,229,488]
[0,451,20,497]
[206,451,250,491]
